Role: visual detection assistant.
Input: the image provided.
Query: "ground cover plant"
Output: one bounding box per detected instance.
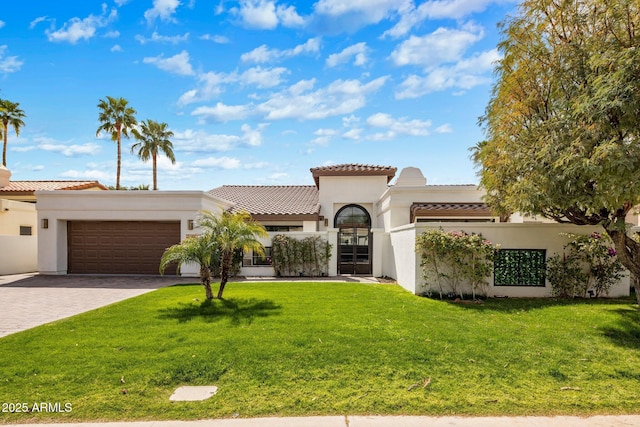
[0,282,639,423]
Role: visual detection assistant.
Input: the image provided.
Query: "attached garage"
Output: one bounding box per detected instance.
[67,221,180,275]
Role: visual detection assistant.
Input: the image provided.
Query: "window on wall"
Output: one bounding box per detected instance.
[264,226,303,232]
[494,249,546,287]
[19,226,32,236]
[335,205,370,227]
[242,247,272,267]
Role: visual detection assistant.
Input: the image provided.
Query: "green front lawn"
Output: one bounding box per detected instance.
[1,282,639,423]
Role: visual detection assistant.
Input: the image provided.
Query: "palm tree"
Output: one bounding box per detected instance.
[131,119,176,190]
[0,99,26,167]
[199,210,268,299]
[96,96,137,190]
[159,233,217,300]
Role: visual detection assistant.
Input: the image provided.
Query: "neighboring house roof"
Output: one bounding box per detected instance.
[208,185,321,221]
[0,181,108,193]
[310,163,397,187]
[410,202,493,223]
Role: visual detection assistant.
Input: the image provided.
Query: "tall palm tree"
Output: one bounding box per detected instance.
[199,210,268,299]
[159,233,217,300]
[130,119,176,190]
[96,96,137,190]
[0,99,26,167]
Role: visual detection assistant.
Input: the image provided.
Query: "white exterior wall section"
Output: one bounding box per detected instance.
[0,199,37,235]
[0,235,37,274]
[395,222,630,298]
[317,176,388,227]
[35,191,233,276]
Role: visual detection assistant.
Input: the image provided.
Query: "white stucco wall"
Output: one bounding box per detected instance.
[0,199,37,235]
[0,235,37,274]
[390,222,630,298]
[35,191,233,276]
[317,175,389,227]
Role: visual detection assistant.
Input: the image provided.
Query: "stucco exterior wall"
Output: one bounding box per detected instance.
[317,175,389,227]
[0,235,37,274]
[390,222,630,298]
[35,191,232,276]
[0,199,37,235]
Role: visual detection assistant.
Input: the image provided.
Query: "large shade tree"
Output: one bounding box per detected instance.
[96,96,137,190]
[199,210,268,299]
[0,99,26,167]
[473,0,640,306]
[131,119,176,190]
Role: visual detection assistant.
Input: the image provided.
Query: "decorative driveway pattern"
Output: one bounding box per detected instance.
[0,274,194,338]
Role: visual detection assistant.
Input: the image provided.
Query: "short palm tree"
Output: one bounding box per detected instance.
[0,99,26,167]
[199,210,268,299]
[159,233,217,300]
[131,119,176,190]
[96,96,137,190]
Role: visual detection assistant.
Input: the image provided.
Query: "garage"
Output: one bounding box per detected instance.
[67,221,180,275]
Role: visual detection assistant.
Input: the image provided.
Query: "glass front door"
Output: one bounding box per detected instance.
[338,227,372,274]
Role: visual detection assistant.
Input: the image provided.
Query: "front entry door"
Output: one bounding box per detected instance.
[338,227,372,274]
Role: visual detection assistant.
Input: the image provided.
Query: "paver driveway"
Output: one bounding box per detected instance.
[0,274,195,338]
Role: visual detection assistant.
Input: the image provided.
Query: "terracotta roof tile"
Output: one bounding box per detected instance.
[0,180,108,192]
[410,202,492,222]
[310,163,397,187]
[208,185,320,217]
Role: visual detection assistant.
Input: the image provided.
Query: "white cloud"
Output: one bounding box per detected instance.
[60,169,113,182]
[0,45,23,73]
[200,34,230,43]
[257,76,388,120]
[233,1,305,29]
[365,113,431,139]
[115,0,130,5]
[237,0,278,29]
[144,0,181,24]
[0,21,5,29]
[111,44,122,52]
[192,156,241,169]
[46,5,117,44]
[38,140,102,157]
[311,128,337,146]
[178,66,288,105]
[342,128,362,140]
[395,48,500,98]
[435,123,453,133]
[311,0,410,34]
[135,31,189,44]
[104,30,120,38]
[192,102,251,122]
[384,0,505,39]
[326,42,368,67]
[241,37,320,63]
[29,16,49,29]
[143,50,195,76]
[172,124,267,152]
[390,24,484,68]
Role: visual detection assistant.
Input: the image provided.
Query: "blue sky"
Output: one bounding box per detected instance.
[0,0,516,190]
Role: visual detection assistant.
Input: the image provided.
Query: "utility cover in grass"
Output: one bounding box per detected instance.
[170,386,218,401]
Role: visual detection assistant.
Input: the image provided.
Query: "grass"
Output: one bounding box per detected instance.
[1,281,639,423]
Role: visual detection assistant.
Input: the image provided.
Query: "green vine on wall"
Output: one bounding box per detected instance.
[415,229,498,299]
[271,234,332,277]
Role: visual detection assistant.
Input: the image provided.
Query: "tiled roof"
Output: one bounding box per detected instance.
[0,180,108,193]
[310,163,397,187]
[209,185,320,218]
[410,202,493,222]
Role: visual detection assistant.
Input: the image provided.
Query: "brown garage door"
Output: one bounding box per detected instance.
[68,221,180,274]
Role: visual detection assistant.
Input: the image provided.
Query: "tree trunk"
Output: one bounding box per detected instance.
[116,124,122,190]
[152,153,157,191]
[2,120,7,166]
[604,227,640,309]
[200,265,213,300]
[217,250,232,299]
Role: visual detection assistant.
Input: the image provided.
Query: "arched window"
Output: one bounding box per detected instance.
[334,204,371,228]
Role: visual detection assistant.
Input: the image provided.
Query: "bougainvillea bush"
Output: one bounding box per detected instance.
[415,229,497,299]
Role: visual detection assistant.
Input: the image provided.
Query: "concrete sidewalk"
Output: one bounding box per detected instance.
[3,415,640,427]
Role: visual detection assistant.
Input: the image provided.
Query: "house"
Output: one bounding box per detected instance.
[34,163,630,298]
[0,165,107,275]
